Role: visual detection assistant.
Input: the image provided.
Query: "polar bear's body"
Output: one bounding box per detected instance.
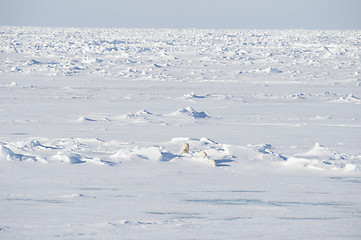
[197,150,216,167]
[180,143,189,154]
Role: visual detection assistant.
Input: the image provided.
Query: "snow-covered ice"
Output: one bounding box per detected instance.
[1,27,361,239]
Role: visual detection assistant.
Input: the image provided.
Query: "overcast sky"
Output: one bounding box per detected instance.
[1,0,360,29]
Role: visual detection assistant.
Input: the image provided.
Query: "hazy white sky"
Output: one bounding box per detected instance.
[0,0,360,29]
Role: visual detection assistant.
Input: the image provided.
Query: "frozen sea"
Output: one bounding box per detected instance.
[1,27,361,239]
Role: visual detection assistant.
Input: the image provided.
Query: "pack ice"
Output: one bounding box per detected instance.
[1,27,361,239]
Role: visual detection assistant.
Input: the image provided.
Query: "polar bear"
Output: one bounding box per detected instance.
[208,158,216,167]
[197,150,208,158]
[197,150,216,167]
[180,142,189,154]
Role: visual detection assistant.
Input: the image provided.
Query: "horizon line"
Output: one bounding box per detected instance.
[1,25,360,31]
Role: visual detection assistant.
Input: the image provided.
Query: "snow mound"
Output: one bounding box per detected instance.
[264,67,283,74]
[304,143,346,160]
[254,143,287,161]
[24,139,42,148]
[50,151,87,164]
[111,146,173,162]
[286,93,309,100]
[50,151,111,165]
[27,59,42,65]
[135,147,163,161]
[284,143,360,172]
[183,92,208,99]
[183,92,245,103]
[81,58,103,64]
[76,116,96,122]
[0,145,21,162]
[309,116,331,120]
[119,109,164,124]
[124,109,153,118]
[1,138,360,173]
[122,109,154,121]
[60,193,90,198]
[169,107,209,119]
[334,94,361,104]
[250,67,283,74]
[0,144,38,162]
[116,146,162,161]
[2,82,18,87]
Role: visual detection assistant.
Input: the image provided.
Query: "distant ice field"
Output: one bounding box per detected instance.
[1,27,361,239]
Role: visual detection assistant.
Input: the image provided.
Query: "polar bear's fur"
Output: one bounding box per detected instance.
[208,158,216,167]
[197,150,216,167]
[197,150,208,158]
[180,142,189,154]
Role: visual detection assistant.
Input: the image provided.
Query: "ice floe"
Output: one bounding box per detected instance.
[1,27,361,240]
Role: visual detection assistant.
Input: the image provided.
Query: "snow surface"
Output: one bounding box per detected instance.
[1,27,361,239]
